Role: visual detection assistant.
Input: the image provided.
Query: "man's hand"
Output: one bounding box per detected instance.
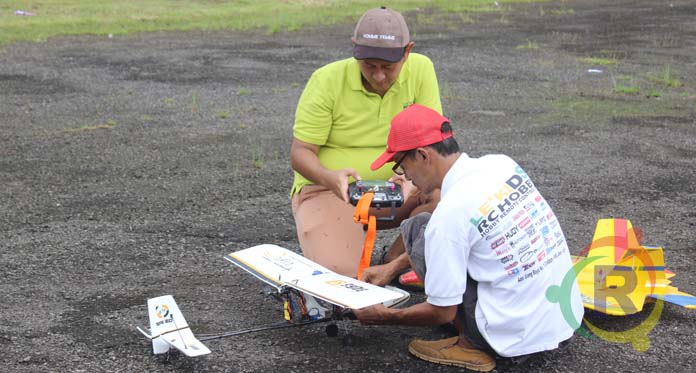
[360,263,399,286]
[326,168,361,203]
[290,138,361,203]
[353,304,392,325]
[360,264,395,286]
[388,174,416,200]
[361,252,411,286]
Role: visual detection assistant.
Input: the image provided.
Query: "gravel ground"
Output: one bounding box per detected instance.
[1,0,695,372]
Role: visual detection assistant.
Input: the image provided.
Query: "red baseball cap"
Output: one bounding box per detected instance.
[370,104,451,171]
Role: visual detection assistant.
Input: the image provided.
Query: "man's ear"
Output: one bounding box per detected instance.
[417,147,428,161]
[405,41,415,53]
[403,41,415,60]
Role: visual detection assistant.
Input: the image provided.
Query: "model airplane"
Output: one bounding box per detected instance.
[225,244,410,310]
[224,244,410,345]
[137,295,211,357]
[572,218,696,316]
[138,245,410,356]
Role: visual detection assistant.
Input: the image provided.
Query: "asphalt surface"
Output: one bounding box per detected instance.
[1,0,695,371]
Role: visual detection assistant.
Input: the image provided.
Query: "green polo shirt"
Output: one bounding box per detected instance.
[292,53,442,196]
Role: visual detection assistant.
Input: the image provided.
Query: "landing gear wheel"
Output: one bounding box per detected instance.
[325,324,338,337]
[342,334,354,347]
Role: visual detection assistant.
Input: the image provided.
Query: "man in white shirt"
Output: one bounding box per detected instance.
[353,104,584,372]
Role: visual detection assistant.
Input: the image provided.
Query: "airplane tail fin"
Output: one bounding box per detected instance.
[144,295,211,357]
[586,218,640,263]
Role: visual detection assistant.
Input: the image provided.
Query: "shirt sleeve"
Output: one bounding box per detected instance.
[424,218,470,307]
[414,57,443,115]
[293,70,334,145]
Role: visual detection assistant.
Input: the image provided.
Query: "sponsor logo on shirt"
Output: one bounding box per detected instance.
[522,261,536,271]
[520,250,535,263]
[531,235,541,245]
[518,217,531,229]
[545,235,555,245]
[535,217,547,227]
[495,247,511,256]
[490,236,505,250]
[470,167,537,237]
[505,226,520,240]
[537,251,546,262]
[525,225,537,237]
[507,267,520,276]
[499,254,514,264]
[504,261,518,271]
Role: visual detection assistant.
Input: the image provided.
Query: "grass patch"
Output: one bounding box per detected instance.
[646,89,662,99]
[0,0,551,47]
[538,5,572,17]
[611,75,640,95]
[63,119,117,133]
[251,147,265,169]
[550,7,574,15]
[238,88,251,96]
[645,65,683,88]
[441,81,465,101]
[614,84,640,95]
[580,57,619,66]
[547,96,683,123]
[516,39,539,50]
[217,111,230,119]
[191,90,199,113]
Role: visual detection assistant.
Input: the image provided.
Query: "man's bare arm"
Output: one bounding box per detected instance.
[290,137,360,202]
[353,302,457,326]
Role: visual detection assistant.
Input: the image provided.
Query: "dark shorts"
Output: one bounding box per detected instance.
[401,213,495,355]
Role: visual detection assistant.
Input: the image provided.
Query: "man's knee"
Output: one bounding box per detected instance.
[401,212,431,280]
[408,189,440,217]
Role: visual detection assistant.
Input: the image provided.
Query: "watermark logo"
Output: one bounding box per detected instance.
[545,253,664,352]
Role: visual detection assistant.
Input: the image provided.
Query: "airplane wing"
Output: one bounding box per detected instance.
[226,244,407,309]
[383,285,410,308]
[160,328,212,357]
[649,288,696,309]
[288,271,406,309]
[225,244,328,291]
[136,326,152,339]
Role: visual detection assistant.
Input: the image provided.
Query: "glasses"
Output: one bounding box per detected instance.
[391,151,411,176]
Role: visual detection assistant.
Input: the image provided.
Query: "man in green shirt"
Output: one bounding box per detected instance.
[291,6,442,279]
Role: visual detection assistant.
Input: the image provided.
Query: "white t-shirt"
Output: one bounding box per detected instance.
[424,153,584,357]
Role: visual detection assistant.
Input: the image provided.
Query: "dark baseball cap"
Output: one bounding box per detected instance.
[353,7,410,63]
